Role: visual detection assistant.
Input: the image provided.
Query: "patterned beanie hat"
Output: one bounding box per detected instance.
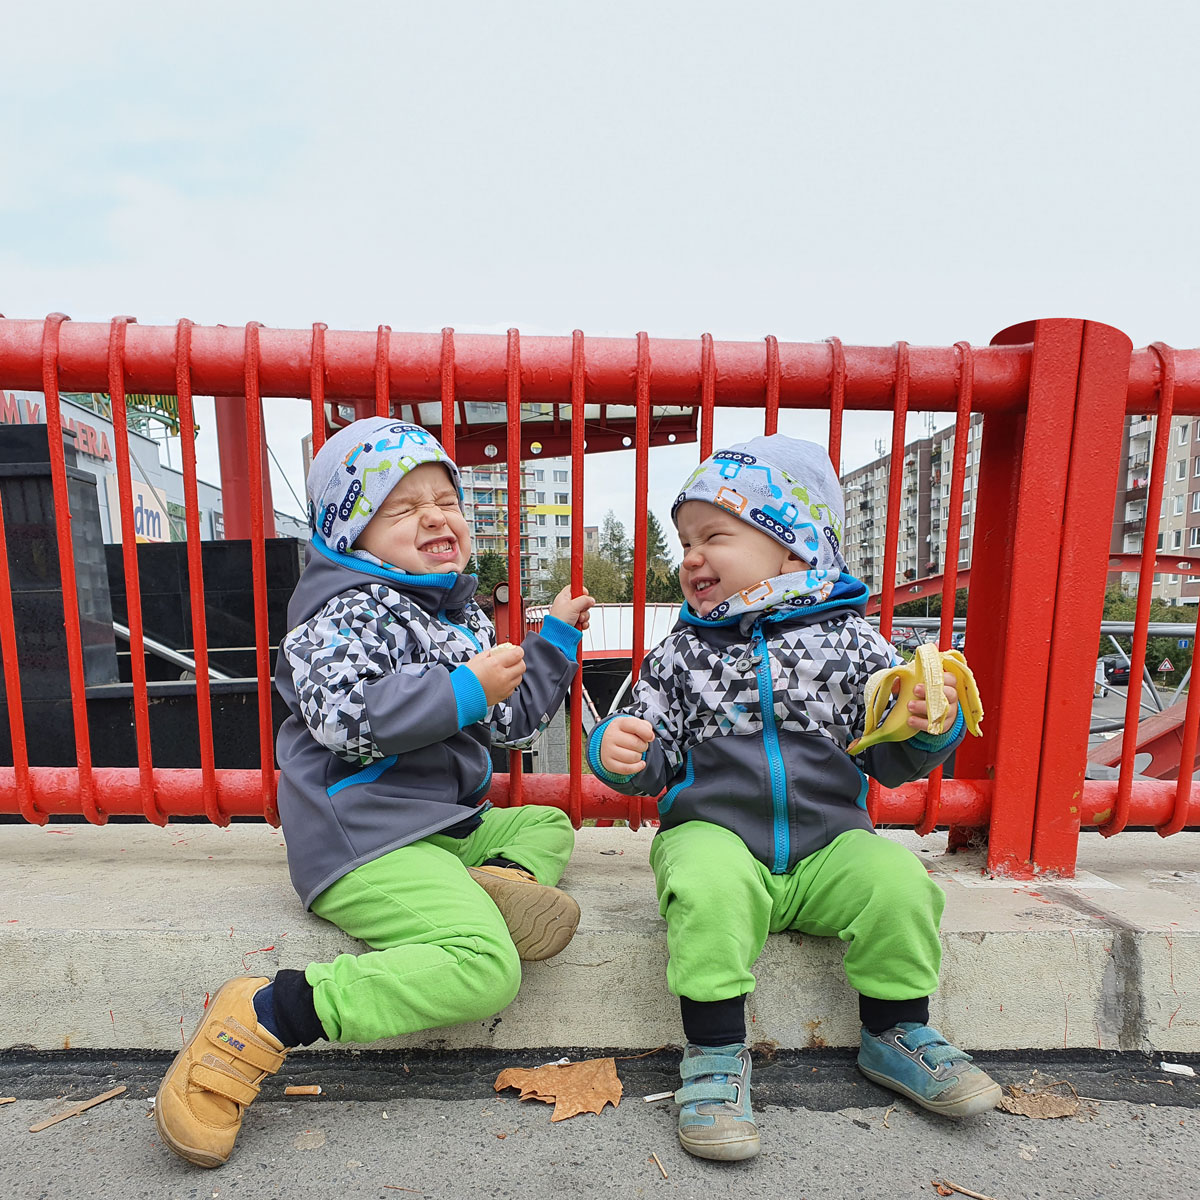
[671,434,848,577]
[306,418,462,554]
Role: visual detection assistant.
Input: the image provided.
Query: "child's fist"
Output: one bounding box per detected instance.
[600,715,655,776]
[896,672,960,733]
[549,584,595,631]
[466,643,526,705]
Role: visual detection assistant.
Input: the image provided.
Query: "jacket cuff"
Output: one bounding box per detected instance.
[450,665,489,728]
[910,707,965,753]
[587,715,638,784]
[537,614,583,658]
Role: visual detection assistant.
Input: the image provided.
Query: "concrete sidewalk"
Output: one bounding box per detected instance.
[3,823,1198,1054]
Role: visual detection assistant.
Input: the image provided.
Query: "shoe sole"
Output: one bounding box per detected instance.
[467,869,581,960]
[154,1096,226,1169]
[858,1063,1003,1117]
[679,1129,762,1161]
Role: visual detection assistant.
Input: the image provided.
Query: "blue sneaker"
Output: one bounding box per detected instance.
[858,1023,1002,1117]
[675,1042,760,1161]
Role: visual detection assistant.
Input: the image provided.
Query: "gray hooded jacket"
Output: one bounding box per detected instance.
[275,537,580,908]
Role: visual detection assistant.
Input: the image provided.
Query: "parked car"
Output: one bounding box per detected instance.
[1102,655,1131,685]
[951,632,966,651]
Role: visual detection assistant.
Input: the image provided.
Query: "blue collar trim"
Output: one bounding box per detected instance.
[310,533,459,591]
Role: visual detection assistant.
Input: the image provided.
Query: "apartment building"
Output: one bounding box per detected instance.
[1117,415,1200,605]
[459,456,580,593]
[841,416,985,590]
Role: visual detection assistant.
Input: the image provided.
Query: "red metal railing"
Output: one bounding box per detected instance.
[2,315,1200,878]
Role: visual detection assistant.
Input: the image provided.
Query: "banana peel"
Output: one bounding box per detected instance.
[848,643,983,755]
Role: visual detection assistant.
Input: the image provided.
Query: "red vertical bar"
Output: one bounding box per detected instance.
[505,328,524,805]
[826,337,845,474]
[243,323,278,825]
[1104,343,1173,836]
[1156,346,1199,838]
[700,334,715,461]
[626,332,652,832]
[41,313,101,823]
[915,342,974,837]
[0,493,40,823]
[568,330,586,829]
[174,319,224,826]
[107,317,165,825]
[877,343,909,643]
[1031,322,1132,874]
[310,322,328,458]
[764,335,780,436]
[375,325,391,419]
[868,342,910,825]
[440,327,456,461]
[984,320,1083,876]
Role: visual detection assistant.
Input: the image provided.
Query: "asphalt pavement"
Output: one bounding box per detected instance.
[2,1049,1198,1200]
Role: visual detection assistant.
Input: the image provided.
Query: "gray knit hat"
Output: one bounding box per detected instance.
[306,418,462,554]
[672,434,848,577]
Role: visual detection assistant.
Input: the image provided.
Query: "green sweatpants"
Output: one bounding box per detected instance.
[304,804,573,1044]
[649,822,945,1003]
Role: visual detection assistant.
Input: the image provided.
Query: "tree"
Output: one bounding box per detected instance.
[1098,585,1193,689]
[467,551,508,614]
[537,552,629,604]
[598,511,632,572]
[645,510,674,574]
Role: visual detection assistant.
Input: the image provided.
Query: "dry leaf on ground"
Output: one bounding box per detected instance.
[494,1056,623,1121]
[998,1079,1079,1119]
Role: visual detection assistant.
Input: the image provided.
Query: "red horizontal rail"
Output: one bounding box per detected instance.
[3,319,1198,411]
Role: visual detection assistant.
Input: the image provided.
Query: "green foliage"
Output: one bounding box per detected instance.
[892,589,969,619]
[1099,586,1194,685]
[599,511,632,571]
[468,551,509,599]
[537,552,630,604]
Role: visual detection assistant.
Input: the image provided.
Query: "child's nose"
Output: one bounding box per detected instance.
[682,547,703,568]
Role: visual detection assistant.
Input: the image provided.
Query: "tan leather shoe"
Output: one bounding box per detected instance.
[154,976,287,1168]
[467,865,580,960]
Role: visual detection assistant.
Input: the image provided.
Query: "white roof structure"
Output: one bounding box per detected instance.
[526,602,681,659]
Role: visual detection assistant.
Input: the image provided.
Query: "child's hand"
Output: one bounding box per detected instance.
[466,643,526,705]
[600,715,655,775]
[896,672,960,732]
[549,584,595,631]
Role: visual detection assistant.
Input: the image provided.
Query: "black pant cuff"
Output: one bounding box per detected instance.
[680,994,748,1046]
[858,993,930,1035]
[273,968,325,1047]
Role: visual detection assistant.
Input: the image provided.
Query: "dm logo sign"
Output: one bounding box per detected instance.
[105,476,171,543]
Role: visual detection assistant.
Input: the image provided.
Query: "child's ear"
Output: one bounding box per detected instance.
[783,550,807,573]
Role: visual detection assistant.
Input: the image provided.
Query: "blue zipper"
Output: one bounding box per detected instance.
[752,625,789,872]
[465,754,493,801]
[659,751,694,815]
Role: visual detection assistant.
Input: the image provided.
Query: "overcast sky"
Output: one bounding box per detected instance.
[4,1,1199,550]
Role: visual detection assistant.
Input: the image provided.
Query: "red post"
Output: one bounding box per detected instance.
[1030,322,1132,873]
[214,395,276,539]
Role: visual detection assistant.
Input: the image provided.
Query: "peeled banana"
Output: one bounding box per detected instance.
[848,642,984,755]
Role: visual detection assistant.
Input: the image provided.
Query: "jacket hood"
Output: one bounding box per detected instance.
[287,533,480,629]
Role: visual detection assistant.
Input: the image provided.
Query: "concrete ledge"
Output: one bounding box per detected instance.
[4,823,1198,1054]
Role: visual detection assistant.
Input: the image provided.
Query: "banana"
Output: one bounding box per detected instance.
[848,642,984,755]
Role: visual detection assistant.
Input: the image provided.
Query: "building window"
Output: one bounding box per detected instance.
[1193,492,1200,513]
[537,514,546,525]
[536,491,545,503]
[556,514,569,526]
[557,536,570,549]
[1180,424,1189,446]
[1190,527,1200,548]
[553,470,568,483]
[555,492,569,504]
[1173,529,1183,549]
[1194,456,1200,476]
[1178,460,1188,481]
[1175,495,1186,516]
[535,470,544,481]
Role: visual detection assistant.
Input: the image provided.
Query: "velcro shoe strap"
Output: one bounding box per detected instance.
[675,1081,739,1106]
[897,1025,947,1053]
[207,1027,285,1074]
[680,1053,743,1081]
[191,1062,261,1107]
